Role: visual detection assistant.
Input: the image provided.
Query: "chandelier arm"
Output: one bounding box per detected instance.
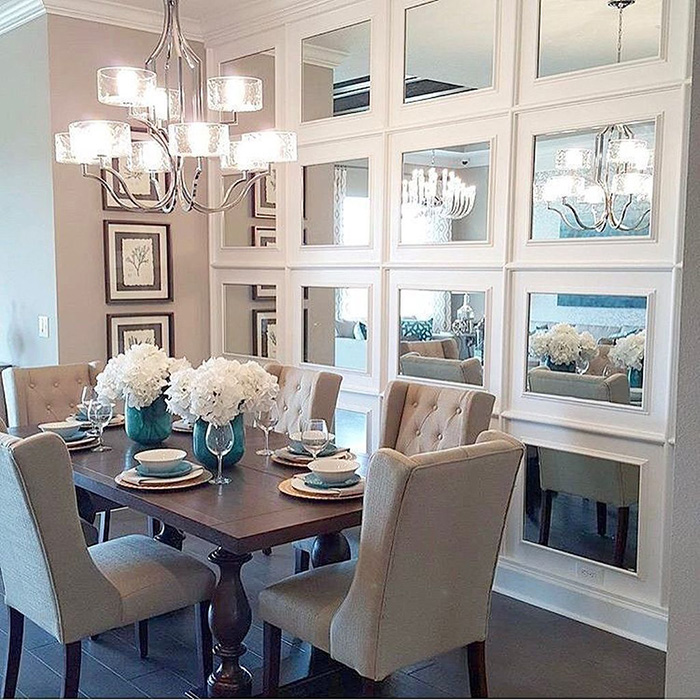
[180,170,268,214]
[145,0,171,70]
[80,166,156,212]
[612,207,651,233]
[610,194,635,229]
[95,164,175,211]
[559,200,601,231]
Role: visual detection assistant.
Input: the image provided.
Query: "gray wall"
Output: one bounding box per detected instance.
[0,17,59,367]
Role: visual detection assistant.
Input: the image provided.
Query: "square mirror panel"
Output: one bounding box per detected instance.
[303,286,369,371]
[404,0,495,103]
[302,21,371,122]
[532,120,655,240]
[523,444,639,571]
[398,289,486,386]
[224,284,277,358]
[303,158,370,246]
[527,292,647,406]
[401,142,490,244]
[538,0,662,78]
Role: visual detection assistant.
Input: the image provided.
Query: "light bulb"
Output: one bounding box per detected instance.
[97,67,156,107]
[69,120,131,162]
[207,76,263,112]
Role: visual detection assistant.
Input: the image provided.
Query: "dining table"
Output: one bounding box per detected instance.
[8,424,366,699]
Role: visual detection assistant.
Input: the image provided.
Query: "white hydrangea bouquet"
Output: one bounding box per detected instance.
[529,323,598,370]
[609,330,646,371]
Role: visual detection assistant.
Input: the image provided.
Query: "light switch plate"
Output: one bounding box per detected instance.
[38,315,49,338]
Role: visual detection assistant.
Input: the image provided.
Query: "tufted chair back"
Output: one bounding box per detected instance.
[399,338,459,359]
[400,354,483,386]
[379,380,495,457]
[2,362,102,428]
[264,363,342,435]
[528,367,630,404]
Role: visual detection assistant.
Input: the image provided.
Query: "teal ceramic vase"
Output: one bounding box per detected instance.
[628,366,643,389]
[192,415,245,470]
[125,393,172,446]
[546,358,576,373]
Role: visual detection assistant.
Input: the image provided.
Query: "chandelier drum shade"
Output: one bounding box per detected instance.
[54,0,297,214]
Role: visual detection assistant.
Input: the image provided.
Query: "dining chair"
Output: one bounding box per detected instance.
[528,367,630,404]
[399,353,483,385]
[293,379,496,573]
[0,431,216,698]
[260,431,524,698]
[399,338,460,359]
[1,362,118,543]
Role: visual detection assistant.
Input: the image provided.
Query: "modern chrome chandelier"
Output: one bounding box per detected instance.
[536,0,653,233]
[53,0,297,214]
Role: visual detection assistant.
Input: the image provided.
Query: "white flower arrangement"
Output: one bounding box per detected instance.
[529,323,598,367]
[166,357,279,427]
[609,330,646,371]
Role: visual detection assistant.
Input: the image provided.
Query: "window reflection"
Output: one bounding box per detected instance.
[224,284,277,358]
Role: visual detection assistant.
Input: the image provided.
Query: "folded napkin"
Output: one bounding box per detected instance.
[121,466,204,486]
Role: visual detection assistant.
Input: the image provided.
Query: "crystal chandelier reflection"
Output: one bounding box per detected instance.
[53,0,296,214]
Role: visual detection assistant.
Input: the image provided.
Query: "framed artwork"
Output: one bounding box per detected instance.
[251,284,276,301]
[251,226,277,247]
[103,221,172,303]
[252,309,277,358]
[107,313,174,358]
[253,168,276,218]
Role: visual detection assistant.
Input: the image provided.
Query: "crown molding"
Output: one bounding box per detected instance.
[302,42,347,69]
[0,0,45,37]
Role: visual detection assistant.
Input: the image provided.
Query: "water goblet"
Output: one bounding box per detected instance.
[80,386,97,435]
[301,419,329,460]
[206,422,234,486]
[88,399,114,452]
[254,403,279,456]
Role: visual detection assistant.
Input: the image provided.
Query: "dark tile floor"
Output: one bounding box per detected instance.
[0,509,665,698]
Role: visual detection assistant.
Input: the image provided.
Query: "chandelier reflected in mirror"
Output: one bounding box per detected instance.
[53,0,297,214]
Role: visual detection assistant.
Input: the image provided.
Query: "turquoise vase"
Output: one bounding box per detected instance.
[628,366,643,389]
[125,393,172,446]
[192,415,245,470]
[546,358,576,373]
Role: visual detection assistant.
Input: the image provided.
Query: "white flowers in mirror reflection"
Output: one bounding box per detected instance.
[609,330,646,371]
[529,323,598,366]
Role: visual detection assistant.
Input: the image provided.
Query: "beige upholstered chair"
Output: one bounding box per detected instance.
[0,431,216,698]
[0,363,11,427]
[260,431,524,697]
[264,363,342,435]
[0,416,6,433]
[399,337,460,359]
[400,353,483,385]
[528,367,630,404]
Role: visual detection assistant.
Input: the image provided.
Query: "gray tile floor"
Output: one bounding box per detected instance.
[0,509,665,698]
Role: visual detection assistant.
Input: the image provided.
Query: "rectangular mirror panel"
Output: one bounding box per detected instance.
[538,0,662,78]
[532,120,655,240]
[224,284,277,359]
[302,21,371,122]
[335,408,369,454]
[398,289,485,386]
[404,0,494,103]
[523,444,639,571]
[303,286,369,371]
[303,158,370,246]
[400,142,490,244]
[527,293,647,406]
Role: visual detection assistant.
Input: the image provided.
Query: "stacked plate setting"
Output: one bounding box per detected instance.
[38,421,99,450]
[116,448,212,490]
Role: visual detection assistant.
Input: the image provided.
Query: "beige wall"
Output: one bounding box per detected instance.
[46,15,210,366]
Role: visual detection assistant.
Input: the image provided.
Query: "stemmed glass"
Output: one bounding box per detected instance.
[254,403,279,456]
[81,386,97,435]
[301,419,329,460]
[88,399,114,452]
[206,422,234,486]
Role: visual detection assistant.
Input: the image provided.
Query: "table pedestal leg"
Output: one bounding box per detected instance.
[310,532,351,568]
[154,523,185,550]
[207,549,253,698]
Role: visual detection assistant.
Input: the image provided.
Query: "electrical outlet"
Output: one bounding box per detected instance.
[38,315,49,338]
[576,561,605,587]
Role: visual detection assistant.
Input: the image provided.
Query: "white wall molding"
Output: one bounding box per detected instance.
[0,0,44,37]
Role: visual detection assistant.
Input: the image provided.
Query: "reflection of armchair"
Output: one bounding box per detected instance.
[528,367,630,404]
[400,353,483,386]
[399,338,459,359]
[537,447,639,568]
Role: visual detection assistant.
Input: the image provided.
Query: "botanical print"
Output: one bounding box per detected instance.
[122,238,155,286]
[123,329,157,348]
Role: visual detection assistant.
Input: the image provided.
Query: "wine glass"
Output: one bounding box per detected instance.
[254,402,279,457]
[206,422,234,486]
[301,419,329,460]
[80,386,97,435]
[88,399,114,452]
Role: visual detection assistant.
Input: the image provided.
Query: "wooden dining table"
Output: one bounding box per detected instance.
[9,424,366,699]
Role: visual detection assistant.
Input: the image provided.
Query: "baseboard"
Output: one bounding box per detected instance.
[493,558,668,651]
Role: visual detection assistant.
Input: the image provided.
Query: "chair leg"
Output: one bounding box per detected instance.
[62,641,81,699]
[294,547,310,574]
[3,607,24,698]
[596,501,607,537]
[262,547,272,556]
[195,602,213,687]
[148,517,161,538]
[538,490,553,546]
[361,678,381,697]
[466,640,488,698]
[135,620,148,659]
[98,510,111,544]
[262,622,281,698]
[614,506,630,567]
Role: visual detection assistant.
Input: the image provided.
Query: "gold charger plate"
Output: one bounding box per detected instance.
[115,468,213,491]
[271,449,356,468]
[67,437,99,451]
[278,477,364,501]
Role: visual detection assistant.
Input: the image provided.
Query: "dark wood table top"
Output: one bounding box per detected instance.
[9,425,365,555]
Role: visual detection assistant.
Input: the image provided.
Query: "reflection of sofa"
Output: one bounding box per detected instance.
[400,353,483,385]
[334,319,367,371]
[399,338,459,359]
[528,367,630,404]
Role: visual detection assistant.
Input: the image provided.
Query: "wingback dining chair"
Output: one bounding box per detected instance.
[399,353,483,386]
[260,431,525,698]
[528,367,630,404]
[0,431,216,698]
[1,362,119,543]
[293,379,496,573]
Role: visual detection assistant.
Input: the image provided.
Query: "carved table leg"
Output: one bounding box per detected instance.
[154,523,185,550]
[310,532,351,568]
[207,548,254,698]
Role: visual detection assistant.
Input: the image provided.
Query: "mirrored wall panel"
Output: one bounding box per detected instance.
[532,120,655,241]
[527,293,647,406]
[221,49,277,247]
[224,284,277,358]
[302,21,371,122]
[303,158,370,246]
[398,289,485,385]
[538,0,662,78]
[400,142,490,244]
[303,286,369,371]
[523,444,639,571]
[335,408,369,454]
[404,0,494,103]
